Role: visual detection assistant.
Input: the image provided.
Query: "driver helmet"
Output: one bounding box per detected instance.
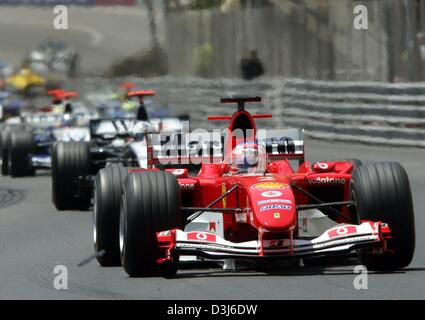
[227,142,267,174]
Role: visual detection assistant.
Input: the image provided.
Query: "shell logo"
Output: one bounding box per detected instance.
[252,182,289,190]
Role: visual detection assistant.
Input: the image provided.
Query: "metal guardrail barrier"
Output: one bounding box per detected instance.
[280,79,425,147]
[76,77,425,148]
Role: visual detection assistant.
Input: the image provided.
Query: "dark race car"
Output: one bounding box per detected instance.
[51,117,156,211]
[51,89,190,211]
[0,90,95,177]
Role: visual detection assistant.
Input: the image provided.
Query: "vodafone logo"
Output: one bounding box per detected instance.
[179,183,195,190]
[307,176,346,185]
[187,232,216,242]
[328,226,357,238]
[157,230,171,237]
[317,162,329,170]
[173,169,185,175]
[196,233,207,240]
[261,191,282,198]
[337,227,348,235]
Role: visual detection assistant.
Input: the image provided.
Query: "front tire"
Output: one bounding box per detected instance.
[93,165,131,267]
[52,141,91,210]
[351,162,415,270]
[120,171,182,277]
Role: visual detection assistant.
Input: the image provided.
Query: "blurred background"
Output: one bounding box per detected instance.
[164,0,425,82]
[2,0,425,145]
[1,0,425,81]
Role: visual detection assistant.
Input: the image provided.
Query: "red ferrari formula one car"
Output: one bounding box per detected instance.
[93,97,415,277]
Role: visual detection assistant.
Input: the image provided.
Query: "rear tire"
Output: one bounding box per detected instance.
[120,171,182,277]
[351,162,415,270]
[52,141,91,210]
[93,165,131,267]
[9,131,35,177]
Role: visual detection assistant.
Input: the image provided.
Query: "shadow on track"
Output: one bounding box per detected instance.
[170,260,425,279]
[0,187,26,210]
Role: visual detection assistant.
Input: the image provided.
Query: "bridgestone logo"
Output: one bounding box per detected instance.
[307,177,346,184]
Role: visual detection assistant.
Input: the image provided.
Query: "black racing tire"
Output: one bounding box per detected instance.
[1,130,11,176]
[52,141,91,211]
[120,171,183,277]
[9,131,35,178]
[351,162,415,270]
[93,165,131,267]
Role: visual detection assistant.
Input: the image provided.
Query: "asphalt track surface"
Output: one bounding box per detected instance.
[1,139,424,300]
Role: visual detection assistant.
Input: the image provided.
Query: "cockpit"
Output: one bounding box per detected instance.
[225,142,267,174]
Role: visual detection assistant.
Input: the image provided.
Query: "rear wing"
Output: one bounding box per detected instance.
[48,89,78,100]
[127,90,155,102]
[145,128,304,167]
[261,128,304,164]
[89,118,154,138]
[208,96,271,119]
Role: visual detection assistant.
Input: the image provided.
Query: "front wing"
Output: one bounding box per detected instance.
[157,221,388,260]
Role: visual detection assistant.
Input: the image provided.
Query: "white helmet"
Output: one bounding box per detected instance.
[227,142,267,174]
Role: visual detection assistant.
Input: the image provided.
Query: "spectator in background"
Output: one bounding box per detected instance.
[241,50,265,80]
[193,43,215,77]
